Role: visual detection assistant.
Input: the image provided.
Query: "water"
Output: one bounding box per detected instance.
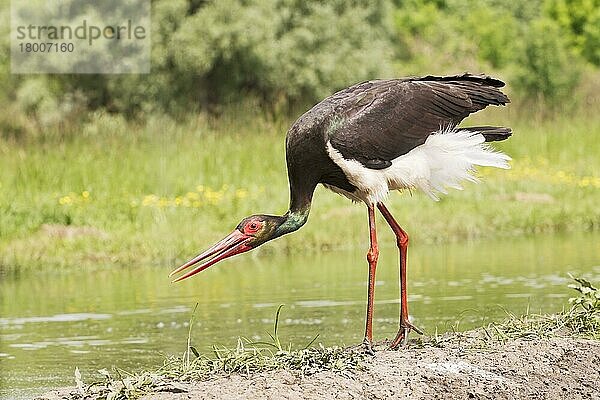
[1,233,599,399]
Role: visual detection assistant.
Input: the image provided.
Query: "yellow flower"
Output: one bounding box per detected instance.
[204,189,223,205]
[59,196,72,205]
[578,178,591,187]
[142,194,158,206]
[158,198,169,208]
[82,190,90,199]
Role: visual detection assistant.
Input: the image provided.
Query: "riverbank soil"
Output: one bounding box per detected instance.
[38,333,600,400]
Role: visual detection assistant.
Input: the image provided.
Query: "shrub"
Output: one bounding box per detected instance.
[512,18,581,105]
[545,0,600,65]
[170,0,394,106]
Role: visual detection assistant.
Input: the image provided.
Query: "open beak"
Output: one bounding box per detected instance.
[169,230,252,282]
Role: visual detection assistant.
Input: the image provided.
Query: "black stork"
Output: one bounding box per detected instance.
[170,73,512,351]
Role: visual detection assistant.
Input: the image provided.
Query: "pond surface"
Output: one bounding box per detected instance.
[1,233,599,399]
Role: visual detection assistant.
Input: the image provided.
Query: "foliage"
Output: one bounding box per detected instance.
[171,0,394,105]
[2,0,394,118]
[392,0,587,104]
[0,0,597,120]
[544,0,600,65]
[459,6,520,69]
[566,275,600,334]
[512,18,582,106]
[393,0,464,68]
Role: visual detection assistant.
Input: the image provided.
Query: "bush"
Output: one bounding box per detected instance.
[393,0,521,72]
[0,0,596,121]
[512,18,581,105]
[545,0,600,65]
[2,0,395,117]
[393,0,478,73]
[170,0,394,106]
[460,6,520,69]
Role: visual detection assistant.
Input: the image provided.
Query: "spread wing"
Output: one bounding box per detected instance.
[327,74,510,169]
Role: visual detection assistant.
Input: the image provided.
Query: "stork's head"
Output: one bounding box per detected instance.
[169,214,288,282]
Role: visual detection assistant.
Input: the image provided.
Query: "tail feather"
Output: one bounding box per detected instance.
[458,126,512,142]
[410,127,511,200]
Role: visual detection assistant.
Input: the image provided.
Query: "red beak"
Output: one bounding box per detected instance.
[169,230,252,282]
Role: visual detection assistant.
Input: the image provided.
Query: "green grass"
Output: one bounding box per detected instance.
[482,276,600,342]
[79,344,365,400]
[423,276,600,349]
[71,304,366,399]
[1,110,599,270]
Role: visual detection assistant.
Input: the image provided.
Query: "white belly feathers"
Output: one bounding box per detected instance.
[325,127,511,204]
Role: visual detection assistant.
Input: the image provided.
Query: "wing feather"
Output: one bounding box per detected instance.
[327,74,510,167]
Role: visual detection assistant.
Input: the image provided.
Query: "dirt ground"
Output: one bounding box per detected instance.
[39,335,600,400]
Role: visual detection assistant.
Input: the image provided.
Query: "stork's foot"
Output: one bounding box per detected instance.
[388,319,423,350]
[362,337,376,356]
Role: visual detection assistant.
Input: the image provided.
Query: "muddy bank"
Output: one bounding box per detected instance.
[38,333,600,400]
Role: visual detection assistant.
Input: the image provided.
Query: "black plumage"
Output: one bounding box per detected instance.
[286,73,511,210]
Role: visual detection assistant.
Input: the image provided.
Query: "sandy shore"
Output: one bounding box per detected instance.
[37,334,600,400]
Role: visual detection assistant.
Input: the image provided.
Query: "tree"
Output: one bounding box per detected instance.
[545,0,600,65]
[513,18,581,105]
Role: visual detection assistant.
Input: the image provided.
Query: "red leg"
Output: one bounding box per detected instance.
[363,204,379,353]
[377,203,422,349]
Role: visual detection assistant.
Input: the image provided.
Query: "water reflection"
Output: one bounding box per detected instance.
[1,233,599,399]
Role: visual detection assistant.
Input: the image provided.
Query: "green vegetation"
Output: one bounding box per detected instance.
[0,113,594,270]
[545,0,600,65]
[426,276,600,348]
[1,0,599,124]
[484,276,600,342]
[1,111,599,271]
[79,344,365,400]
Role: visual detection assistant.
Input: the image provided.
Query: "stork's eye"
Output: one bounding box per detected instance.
[245,221,261,234]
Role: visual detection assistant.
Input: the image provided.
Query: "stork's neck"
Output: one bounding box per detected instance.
[277,207,310,236]
[275,180,315,236]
